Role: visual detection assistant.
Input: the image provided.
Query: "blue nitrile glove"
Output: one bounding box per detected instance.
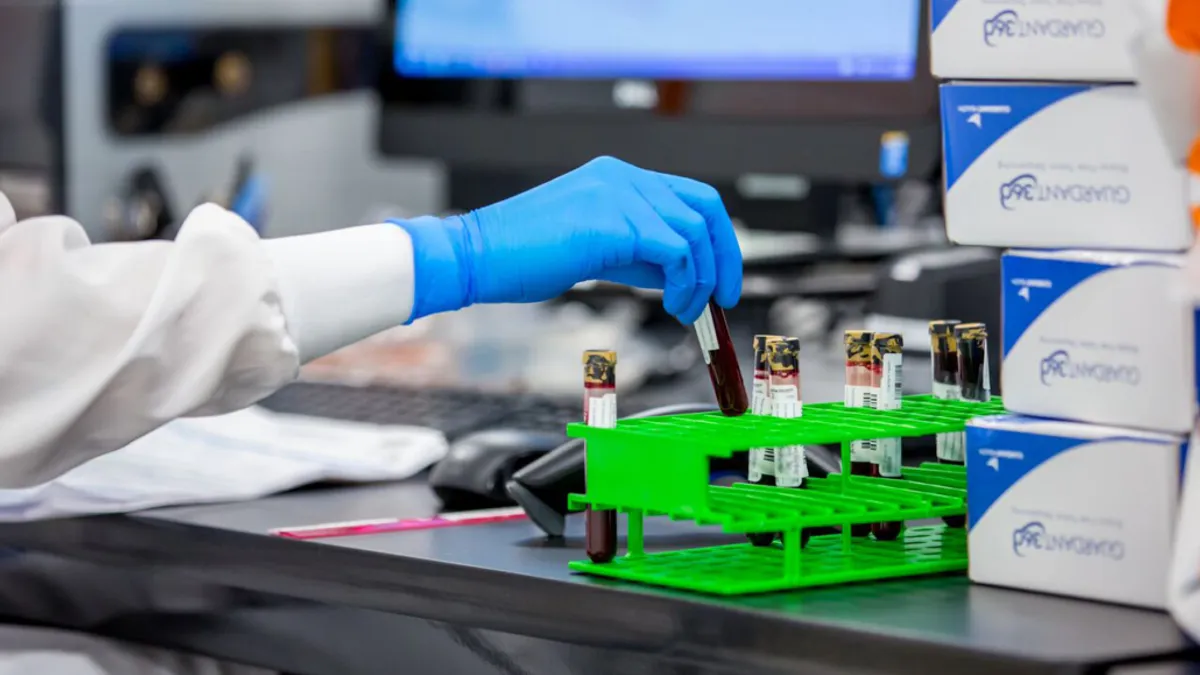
[392,156,742,325]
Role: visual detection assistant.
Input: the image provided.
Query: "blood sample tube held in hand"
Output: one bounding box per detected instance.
[844,330,876,537]
[870,333,904,542]
[582,350,618,564]
[929,321,967,528]
[747,335,784,547]
[770,338,811,547]
[694,300,749,416]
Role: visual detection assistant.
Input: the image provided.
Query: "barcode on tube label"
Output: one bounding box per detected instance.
[751,387,770,416]
[880,354,902,410]
[757,448,777,477]
[770,386,800,419]
[587,394,618,430]
[878,438,902,478]
[694,305,718,364]
[776,446,807,487]
[845,385,873,409]
[749,448,775,480]
[863,391,879,410]
[851,439,878,463]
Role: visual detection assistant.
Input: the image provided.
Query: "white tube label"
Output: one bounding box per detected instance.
[851,439,878,463]
[879,353,903,410]
[776,446,808,487]
[749,379,773,481]
[693,305,718,365]
[877,438,902,478]
[587,394,618,430]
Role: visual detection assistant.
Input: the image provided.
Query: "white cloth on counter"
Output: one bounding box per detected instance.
[0,406,447,521]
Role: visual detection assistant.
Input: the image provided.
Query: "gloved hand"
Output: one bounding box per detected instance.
[393,156,742,325]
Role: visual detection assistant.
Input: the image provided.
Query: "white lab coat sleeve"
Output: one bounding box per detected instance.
[0,194,415,488]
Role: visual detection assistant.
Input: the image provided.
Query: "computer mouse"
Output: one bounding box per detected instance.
[429,429,567,510]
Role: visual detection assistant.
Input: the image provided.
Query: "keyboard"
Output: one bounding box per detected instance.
[259,381,582,440]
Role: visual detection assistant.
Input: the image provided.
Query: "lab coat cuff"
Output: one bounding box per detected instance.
[389,215,474,322]
[262,223,416,363]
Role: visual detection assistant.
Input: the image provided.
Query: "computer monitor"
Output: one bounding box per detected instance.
[395,1,918,81]
[378,0,938,186]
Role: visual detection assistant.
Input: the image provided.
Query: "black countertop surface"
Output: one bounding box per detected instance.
[0,480,1191,674]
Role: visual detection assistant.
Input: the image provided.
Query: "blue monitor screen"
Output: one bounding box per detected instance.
[394,0,922,81]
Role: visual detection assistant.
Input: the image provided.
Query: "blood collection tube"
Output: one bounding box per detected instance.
[929,320,966,528]
[747,335,784,546]
[843,330,876,537]
[582,350,618,564]
[929,320,962,403]
[769,338,811,547]
[694,300,749,416]
[870,332,904,542]
[955,323,991,403]
[770,339,807,488]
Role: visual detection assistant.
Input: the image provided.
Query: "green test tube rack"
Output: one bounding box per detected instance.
[566,394,1005,596]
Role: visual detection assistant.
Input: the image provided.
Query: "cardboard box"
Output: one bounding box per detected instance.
[1001,249,1195,433]
[967,414,1185,609]
[931,0,1142,81]
[941,81,1192,251]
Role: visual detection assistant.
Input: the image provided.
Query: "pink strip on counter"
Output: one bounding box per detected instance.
[270,507,528,540]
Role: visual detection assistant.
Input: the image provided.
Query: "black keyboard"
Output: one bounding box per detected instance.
[259,381,581,440]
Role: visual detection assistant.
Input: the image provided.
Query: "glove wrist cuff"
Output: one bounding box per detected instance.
[389,215,477,322]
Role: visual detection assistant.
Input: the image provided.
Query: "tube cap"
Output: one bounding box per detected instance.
[844,330,873,364]
[583,350,617,386]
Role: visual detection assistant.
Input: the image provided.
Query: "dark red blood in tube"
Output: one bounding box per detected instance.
[705,301,749,416]
[586,510,618,563]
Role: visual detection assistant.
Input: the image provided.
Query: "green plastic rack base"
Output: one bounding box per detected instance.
[565,395,1004,596]
[568,524,967,596]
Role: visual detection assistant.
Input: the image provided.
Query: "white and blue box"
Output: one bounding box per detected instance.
[1002,249,1195,434]
[931,0,1143,81]
[941,81,1193,251]
[967,415,1185,609]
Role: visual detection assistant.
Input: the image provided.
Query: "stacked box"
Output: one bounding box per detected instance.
[965,415,1185,609]
[931,0,1195,608]
[941,82,1192,251]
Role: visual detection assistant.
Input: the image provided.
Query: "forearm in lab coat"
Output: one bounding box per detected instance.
[0,197,415,488]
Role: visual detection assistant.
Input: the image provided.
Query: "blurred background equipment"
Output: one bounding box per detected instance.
[379,0,942,260]
[0,0,439,240]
